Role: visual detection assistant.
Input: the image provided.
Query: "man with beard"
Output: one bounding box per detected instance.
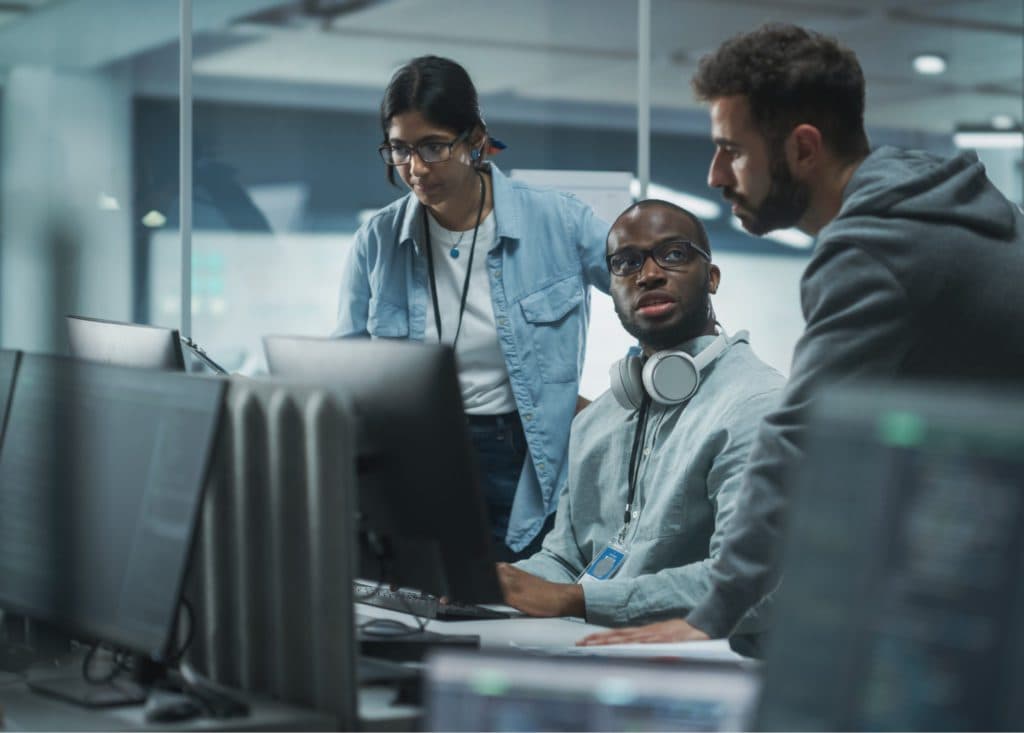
[579,23,1024,647]
[496,200,783,631]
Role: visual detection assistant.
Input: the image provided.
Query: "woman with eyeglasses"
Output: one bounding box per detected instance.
[334,55,610,562]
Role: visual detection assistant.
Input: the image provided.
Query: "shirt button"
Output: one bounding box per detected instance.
[493,270,502,280]
[523,413,533,421]
[643,447,651,457]
[498,318,507,326]
[537,462,545,471]
[632,511,639,519]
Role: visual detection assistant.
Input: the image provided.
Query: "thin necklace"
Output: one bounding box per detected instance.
[448,228,468,259]
[423,171,487,349]
[444,180,485,258]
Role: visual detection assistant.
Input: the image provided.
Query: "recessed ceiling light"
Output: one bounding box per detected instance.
[991,115,1016,130]
[912,53,947,75]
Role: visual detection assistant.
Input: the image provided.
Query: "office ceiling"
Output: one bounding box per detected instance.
[0,0,1020,136]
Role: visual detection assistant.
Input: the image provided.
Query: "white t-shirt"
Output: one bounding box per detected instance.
[424,212,517,415]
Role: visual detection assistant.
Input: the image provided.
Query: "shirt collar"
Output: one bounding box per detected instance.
[672,333,720,358]
[395,163,520,252]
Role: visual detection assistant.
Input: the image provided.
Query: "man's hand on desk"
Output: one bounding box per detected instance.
[496,563,585,618]
[576,618,710,646]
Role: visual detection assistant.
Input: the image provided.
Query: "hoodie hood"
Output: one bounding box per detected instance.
[825,145,1018,242]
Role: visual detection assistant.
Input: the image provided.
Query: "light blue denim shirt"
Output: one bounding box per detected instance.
[515,335,784,630]
[332,165,611,551]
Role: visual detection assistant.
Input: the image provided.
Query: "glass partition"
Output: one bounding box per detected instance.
[2,0,1020,379]
[0,0,181,353]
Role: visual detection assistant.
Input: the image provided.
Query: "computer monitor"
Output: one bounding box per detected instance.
[66,315,185,370]
[263,336,501,604]
[755,382,1024,731]
[0,353,225,701]
[427,650,760,731]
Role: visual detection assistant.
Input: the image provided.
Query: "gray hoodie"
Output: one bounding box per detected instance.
[688,146,1024,638]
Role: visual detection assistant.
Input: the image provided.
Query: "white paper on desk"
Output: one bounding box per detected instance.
[509,639,745,663]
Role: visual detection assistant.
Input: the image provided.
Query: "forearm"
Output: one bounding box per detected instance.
[514,546,581,584]
[581,561,717,627]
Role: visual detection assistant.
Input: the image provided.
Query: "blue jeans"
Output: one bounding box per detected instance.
[467,412,552,562]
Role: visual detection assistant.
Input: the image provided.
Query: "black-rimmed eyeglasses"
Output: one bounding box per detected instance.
[378,130,470,166]
[606,240,711,277]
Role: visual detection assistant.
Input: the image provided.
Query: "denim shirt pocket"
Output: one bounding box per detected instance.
[519,276,584,383]
[366,297,410,338]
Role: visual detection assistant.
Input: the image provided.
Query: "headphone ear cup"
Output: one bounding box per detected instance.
[641,352,700,405]
[609,356,645,410]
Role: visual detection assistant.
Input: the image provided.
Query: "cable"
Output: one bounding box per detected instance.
[356,531,430,633]
[81,643,131,685]
[169,597,195,665]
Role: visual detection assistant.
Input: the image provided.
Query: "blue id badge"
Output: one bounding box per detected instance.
[578,541,629,585]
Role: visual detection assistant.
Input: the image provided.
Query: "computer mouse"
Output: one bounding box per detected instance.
[143,690,203,723]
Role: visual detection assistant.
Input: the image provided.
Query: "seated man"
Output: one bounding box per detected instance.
[497,199,783,634]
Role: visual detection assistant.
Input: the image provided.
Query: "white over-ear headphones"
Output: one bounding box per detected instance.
[609,329,749,410]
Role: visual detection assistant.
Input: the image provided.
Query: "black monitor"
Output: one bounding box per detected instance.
[755,382,1024,731]
[263,336,501,604]
[66,315,185,370]
[0,354,225,701]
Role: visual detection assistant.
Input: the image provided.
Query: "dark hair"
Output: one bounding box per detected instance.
[692,23,870,162]
[611,199,712,256]
[379,55,484,185]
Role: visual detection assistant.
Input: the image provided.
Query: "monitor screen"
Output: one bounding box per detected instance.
[263,335,501,604]
[66,315,185,371]
[755,382,1024,731]
[427,650,760,731]
[0,354,225,662]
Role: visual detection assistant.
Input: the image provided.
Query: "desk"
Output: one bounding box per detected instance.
[355,603,748,661]
[357,602,606,647]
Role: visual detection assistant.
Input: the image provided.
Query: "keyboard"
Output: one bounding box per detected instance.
[353,580,513,620]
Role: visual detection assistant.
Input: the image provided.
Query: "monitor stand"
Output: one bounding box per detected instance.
[26,653,161,708]
[28,674,147,708]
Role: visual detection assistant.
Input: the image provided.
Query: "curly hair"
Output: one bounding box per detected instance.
[692,23,870,162]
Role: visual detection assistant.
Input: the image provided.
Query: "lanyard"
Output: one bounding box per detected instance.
[423,172,486,350]
[621,394,652,539]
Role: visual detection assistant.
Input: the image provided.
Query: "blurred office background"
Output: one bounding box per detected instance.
[1,0,1021,394]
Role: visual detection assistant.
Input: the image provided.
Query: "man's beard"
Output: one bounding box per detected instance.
[731,149,810,235]
[614,284,713,353]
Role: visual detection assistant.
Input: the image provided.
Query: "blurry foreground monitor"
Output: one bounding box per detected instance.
[756,382,1024,731]
[427,650,759,731]
[263,336,501,603]
[66,315,185,370]
[0,354,225,703]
